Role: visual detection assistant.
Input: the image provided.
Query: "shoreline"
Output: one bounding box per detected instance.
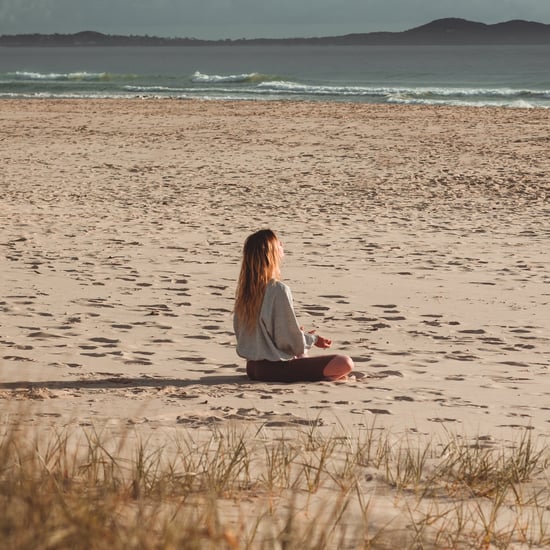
[1,96,550,110]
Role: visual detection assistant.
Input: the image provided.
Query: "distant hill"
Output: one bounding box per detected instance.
[396,18,550,44]
[1,18,550,46]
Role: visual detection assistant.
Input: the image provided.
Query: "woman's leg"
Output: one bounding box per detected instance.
[247,355,353,383]
[247,357,330,382]
[246,361,258,380]
[322,355,354,381]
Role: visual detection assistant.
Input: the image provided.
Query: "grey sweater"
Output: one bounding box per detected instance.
[233,280,317,361]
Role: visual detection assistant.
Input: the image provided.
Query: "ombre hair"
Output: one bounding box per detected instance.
[234,229,282,332]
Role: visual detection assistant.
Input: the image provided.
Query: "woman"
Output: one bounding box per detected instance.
[233,229,354,382]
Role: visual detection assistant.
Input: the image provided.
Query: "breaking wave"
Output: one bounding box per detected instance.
[1,68,548,108]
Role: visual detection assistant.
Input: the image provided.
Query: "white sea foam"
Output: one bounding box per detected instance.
[255,81,389,96]
[124,85,184,92]
[10,71,112,81]
[386,94,538,108]
[191,71,262,83]
[1,92,122,99]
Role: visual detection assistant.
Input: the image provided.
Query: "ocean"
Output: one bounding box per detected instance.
[1,44,549,107]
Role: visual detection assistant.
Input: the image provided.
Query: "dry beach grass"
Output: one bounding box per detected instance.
[2,418,550,548]
[1,98,549,547]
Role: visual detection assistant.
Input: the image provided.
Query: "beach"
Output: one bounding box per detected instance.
[2,98,550,546]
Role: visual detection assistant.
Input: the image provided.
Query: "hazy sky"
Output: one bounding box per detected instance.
[1,0,549,39]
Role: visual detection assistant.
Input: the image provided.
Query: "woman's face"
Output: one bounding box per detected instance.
[277,239,284,260]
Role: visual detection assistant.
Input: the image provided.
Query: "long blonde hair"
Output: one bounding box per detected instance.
[234,229,281,332]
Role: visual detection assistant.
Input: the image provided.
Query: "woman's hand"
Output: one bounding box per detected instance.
[308,330,332,349]
[315,335,332,349]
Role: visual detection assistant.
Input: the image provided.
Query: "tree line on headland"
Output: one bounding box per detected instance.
[1,18,550,46]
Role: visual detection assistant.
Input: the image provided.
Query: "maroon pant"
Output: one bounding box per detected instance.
[246,355,337,383]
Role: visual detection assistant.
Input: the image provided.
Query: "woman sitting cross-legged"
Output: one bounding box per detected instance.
[233,229,354,382]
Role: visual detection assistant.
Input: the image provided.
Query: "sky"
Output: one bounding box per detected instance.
[1,0,549,39]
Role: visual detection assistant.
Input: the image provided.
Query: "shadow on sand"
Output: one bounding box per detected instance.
[0,374,251,392]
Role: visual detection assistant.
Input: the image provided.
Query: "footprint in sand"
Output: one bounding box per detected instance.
[365,408,392,415]
[319,294,349,304]
[498,424,534,430]
[368,370,403,380]
[89,337,120,346]
[383,315,406,321]
[175,356,206,363]
[303,304,330,317]
[352,315,378,323]
[458,329,486,335]
[218,363,240,369]
[124,358,153,366]
[264,417,324,428]
[3,355,34,362]
[28,331,64,340]
[480,336,505,345]
[445,351,478,361]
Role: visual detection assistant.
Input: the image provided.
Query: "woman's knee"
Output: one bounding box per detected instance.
[323,355,354,380]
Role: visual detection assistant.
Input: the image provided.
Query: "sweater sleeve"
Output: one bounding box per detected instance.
[267,282,315,357]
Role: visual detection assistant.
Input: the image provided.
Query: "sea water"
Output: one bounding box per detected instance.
[0,44,549,107]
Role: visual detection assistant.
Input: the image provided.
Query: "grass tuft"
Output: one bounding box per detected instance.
[1,418,549,548]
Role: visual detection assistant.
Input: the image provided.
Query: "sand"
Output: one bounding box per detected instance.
[1,98,549,444]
